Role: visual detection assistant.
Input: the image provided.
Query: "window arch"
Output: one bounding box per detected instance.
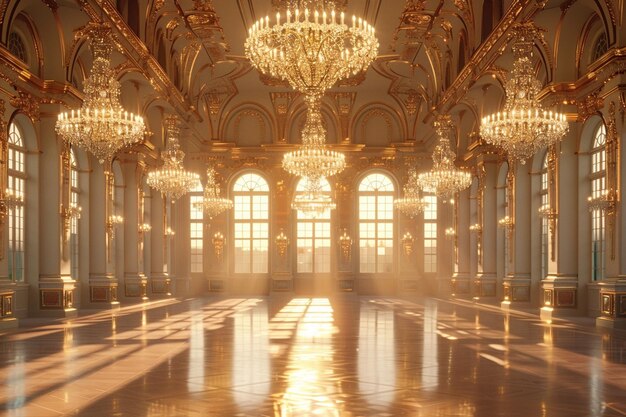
[189,182,204,273]
[295,177,332,273]
[591,32,608,63]
[70,148,80,280]
[8,32,27,63]
[540,152,549,279]
[358,173,394,273]
[233,173,269,274]
[590,123,606,280]
[8,122,26,281]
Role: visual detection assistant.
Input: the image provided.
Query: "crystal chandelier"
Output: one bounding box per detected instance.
[417,115,472,200]
[56,23,145,164]
[147,117,200,202]
[480,22,568,164]
[245,0,378,182]
[394,168,429,218]
[292,176,336,218]
[193,167,233,219]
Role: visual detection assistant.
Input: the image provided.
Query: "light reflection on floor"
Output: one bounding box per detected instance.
[0,296,625,416]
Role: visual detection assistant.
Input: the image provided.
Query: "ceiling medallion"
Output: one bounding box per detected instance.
[193,167,233,219]
[394,168,429,218]
[56,23,145,164]
[146,116,200,202]
[245,0,378,184]
[417,115,472,200]
[480,22,568,164]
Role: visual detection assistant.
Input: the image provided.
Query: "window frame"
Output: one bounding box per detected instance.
[7,122,26,282]
[590,123,607,281]
[357,173,395,275]
[232,173,270,275]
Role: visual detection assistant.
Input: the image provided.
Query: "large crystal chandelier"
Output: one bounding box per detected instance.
[56,23,145,164]
[417,115,472,200]
[245,0,378,182]
[193,167,233,219]
[394,168,429,218]
[480,22,568,163]
[146,117,200,202]
[292,176,336,218]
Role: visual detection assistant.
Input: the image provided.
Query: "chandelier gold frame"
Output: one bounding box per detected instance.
[417,115,472,200]
[56,23,145,164]
[480,22,568,164]
[146,116,200,202]
[193,167,234,220]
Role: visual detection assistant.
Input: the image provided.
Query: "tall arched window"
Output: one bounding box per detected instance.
[423,194,438,273]
[590,123,606,280]
[8,122,25,281]
[295,177,331,273]
[70,148,80,280]
[189,182,204,273]
[592,32,608,63]
[358,173,394,273]
[540,152,549,279]
[233,173,269,274]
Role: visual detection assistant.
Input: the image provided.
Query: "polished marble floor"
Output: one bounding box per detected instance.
[1,296,626,417]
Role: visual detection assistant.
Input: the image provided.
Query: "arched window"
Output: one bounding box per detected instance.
[481,0,503,42]
[70,148,80,280]
[358,173,394,273]
[457,35,467,74]
[295,177,332,273]
[590,124,606,280]
[8,122,25,281]
[233,173,269,274]
[423,194,437,273]
[8,32,27,62]
[592,32,608,63]
[189,182,204,273]
[540,152,549,279]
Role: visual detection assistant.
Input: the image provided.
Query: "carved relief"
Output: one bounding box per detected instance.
[270,92,297,143]
[10,90,40,121]
[359,108,394,145]
[232,109,268,146]
[329,92,356,143]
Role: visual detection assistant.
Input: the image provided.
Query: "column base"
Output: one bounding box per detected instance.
[540,275,578,316]
[502,274,531,302]
[123,273,148,301]
[451,272,471,297]
[88,273,120,309]
[596,278,626,327]
[271,272,294,292]
[150,273,172,297]
[38,275,77,317]
[472,273,497,300]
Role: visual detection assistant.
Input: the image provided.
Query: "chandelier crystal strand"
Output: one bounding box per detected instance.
[245,4,378,96]
[56,23,145,164]
[480,22,568,164]
[193,167,233,219]
[292,176,336,218]
[394,168,429,218]
[282,95,346,182]
[417,115,472,200]
[146,117,200,202]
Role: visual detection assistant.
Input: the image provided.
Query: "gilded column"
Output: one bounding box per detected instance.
[121,157,148,301]
[473,156,498,299]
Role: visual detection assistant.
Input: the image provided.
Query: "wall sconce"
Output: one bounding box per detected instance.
[498,215,514,229]
[139,223,152,233]
[445,227,456,239]
[587,189,616,212]
[401,231,414,256]
[107,214,124,239]
[164,227,175,236]
[62,203,82,243]
[212,231,224,260]
[275,229,289,257]
[339,229,352,262]
[1,188,23,213]
[469,223,482,232]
